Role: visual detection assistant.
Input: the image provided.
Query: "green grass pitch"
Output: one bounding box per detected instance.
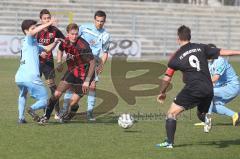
[0,58,240,159]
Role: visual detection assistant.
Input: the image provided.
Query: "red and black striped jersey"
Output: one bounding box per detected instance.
[35,25,65,63]
[59,36,94,80]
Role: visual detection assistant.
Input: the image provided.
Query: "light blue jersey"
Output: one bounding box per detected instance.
[79,23,110,59]
[208,56,240,118]
[15,35,44,83]
[15,35,48,121]
[208,56,239,87]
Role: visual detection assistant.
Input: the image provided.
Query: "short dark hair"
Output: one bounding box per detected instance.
[21,19,37,34]
[94,10,106,19]
[177,25,191,41]
[39,9,51,19]
[66,23,79,33]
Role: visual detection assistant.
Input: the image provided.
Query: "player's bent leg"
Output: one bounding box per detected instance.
[59,93,81,123]
[156,102,184,148]
[26,82,48,122]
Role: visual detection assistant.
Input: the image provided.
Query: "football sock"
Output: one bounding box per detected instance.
[18,94,26,120]
[62,91,73,113]
[166,118,176,144]
[50,85,57,95]
[49,85,60,113]
[45,96,58,119]
[87,90,96,111]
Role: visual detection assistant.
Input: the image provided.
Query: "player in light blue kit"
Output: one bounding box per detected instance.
[196,44,240,131]
[62,10,110,121]
[15,18,61,124]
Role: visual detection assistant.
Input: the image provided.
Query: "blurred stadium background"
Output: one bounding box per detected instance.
[1,0,240,59]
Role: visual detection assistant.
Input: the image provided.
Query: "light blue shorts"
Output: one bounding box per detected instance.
[16,81,48,100]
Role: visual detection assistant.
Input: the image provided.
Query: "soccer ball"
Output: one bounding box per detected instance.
[118,113,134,129]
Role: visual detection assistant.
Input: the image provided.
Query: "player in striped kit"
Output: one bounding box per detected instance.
[36,9,65,119]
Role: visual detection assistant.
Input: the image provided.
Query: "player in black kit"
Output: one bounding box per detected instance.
[156,25,240,148]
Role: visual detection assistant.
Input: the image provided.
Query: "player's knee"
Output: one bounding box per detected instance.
[166,113,177,120]
[40,98,48,108]
[89,85,96,91]
[54,91,62,98]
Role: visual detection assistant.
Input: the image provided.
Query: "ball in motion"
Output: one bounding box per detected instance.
[118,113,134,129]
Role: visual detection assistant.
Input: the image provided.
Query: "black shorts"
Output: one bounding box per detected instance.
[174,86,213,113]
[40,61,55,80]
[59,71,84,97]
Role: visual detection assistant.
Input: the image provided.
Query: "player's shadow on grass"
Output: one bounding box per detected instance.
[214,122,233,126]
[177,139,240,148]
[66,112,119,124]
[197,139,240,148]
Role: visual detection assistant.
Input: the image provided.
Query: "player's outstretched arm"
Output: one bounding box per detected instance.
[29,17,57,36]
[43,38,64,52]
[220,49,240,56]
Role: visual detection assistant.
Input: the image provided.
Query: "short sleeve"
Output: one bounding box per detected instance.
[102,32,110,53]
[167,53,179,71]
[212,57,226,76]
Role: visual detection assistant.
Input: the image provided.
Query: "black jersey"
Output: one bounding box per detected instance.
[168,42,220,96]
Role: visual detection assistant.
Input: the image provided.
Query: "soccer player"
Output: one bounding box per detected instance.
[195,44,240,130]
[38,23,95,123]
[35,9,65,119]
[15,18,61,123]
[62,10,110,121]
[156,25,240,148]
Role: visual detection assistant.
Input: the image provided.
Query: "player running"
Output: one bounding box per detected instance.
[62,10,110,121]
[156,25,240,148]
[38,23,95,124]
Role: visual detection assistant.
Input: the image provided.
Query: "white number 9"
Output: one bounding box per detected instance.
[189,55,200,71]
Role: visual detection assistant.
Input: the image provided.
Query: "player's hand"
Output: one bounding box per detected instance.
[82,81,90,94]
[55,38,65,44]
[50,17,58,26]
[157,93,166,104]
[56,62,63,72]
[40,51,48,59]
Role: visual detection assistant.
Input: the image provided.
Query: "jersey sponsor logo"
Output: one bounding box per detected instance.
[39,38,50,44]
